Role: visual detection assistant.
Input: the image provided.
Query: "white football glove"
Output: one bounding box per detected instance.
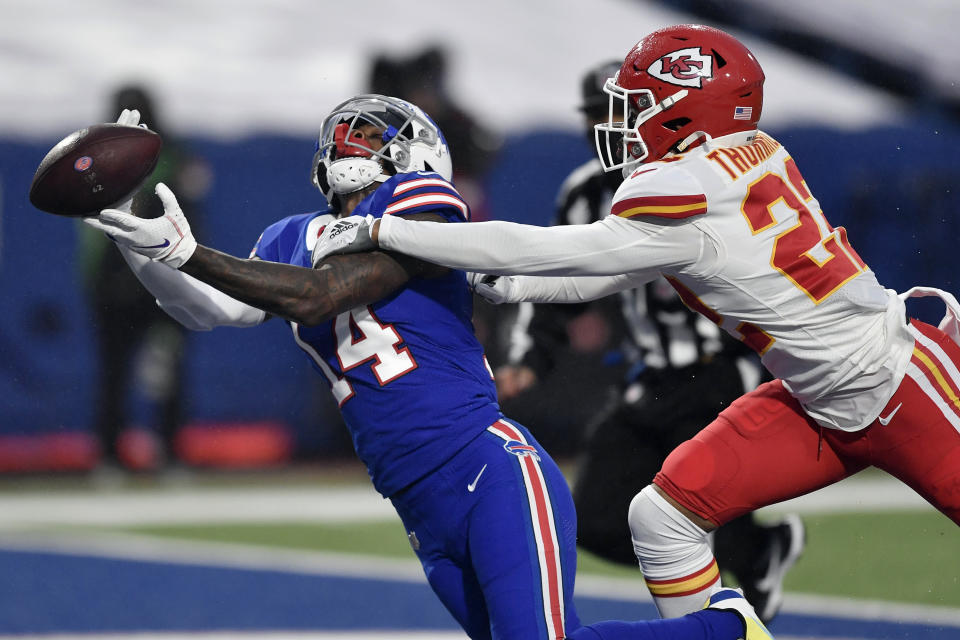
[311,214,377,267]
[107,109,146,214]
[84,182,197,269]
[467,272,517,305]
[115,108,142,128]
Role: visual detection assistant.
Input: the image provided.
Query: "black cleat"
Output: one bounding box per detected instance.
[741,514,806,624]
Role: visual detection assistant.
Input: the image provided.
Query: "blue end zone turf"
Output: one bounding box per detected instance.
[0,549,957,638]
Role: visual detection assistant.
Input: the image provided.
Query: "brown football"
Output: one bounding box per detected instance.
[29,123,163,217]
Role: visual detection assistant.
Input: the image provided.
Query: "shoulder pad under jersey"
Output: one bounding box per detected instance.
[611,162,707,222]
[368,172,470,223]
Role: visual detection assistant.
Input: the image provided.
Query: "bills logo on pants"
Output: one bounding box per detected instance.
[503,439,541,461]
[488,420,566,639]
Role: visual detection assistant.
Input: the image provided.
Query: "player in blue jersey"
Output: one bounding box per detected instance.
[85,96,774,640]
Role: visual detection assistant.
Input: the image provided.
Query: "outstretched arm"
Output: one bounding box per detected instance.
[117,245,267,331]
[180,245,426,326]
[375,215,675,277]
[314,213,695,279]
[117,236,430,328]
[85,183,448,327]
[178,212,447,326]
[472,272,650,305]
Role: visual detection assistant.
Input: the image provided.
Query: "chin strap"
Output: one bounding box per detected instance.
[659,89,689,111]
[675,130,713,154]
[327,157,387,195]
[672,129,758,157]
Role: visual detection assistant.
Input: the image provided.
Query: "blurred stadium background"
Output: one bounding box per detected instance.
[0,0,959,637]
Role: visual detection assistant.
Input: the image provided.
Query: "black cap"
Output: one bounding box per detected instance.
[578,60,623,116]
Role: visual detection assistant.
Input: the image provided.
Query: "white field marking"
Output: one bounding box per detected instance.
[0,530,958,629]
[0,636,853,640]
[0,634,470,640]
[0,470,931,532]
[0,635,847,640]
[0,485,397,529]
[783,592,960,627]
[576,573,960,627]
[0,530,425,582]
[758,472,931,515]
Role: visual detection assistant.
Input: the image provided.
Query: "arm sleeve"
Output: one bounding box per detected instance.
[378,214,686,277]
[499,272,651,304]
[118,246,267,331]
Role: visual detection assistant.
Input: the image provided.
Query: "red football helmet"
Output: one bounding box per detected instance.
[595,24,765,171]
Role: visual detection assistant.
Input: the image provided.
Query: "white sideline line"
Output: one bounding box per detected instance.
[0,473,933,531]
[0,485,397,529]
[0,634,471,640]
[0,530,425,582]
[784,592,960,627]
[0,632,797,640]
[0,634,891,640]
[759,473,931,515]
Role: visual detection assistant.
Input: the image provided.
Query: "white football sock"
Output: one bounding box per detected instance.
[628,484,722,618]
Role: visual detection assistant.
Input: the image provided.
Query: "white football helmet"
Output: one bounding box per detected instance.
[311,94,453,204]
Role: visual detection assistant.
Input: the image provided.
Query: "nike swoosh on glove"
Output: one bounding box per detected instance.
[467,272,516,304]
[311,214,377,267]
[83,182,198,269]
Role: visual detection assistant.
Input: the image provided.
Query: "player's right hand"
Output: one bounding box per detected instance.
[84,183,197,269]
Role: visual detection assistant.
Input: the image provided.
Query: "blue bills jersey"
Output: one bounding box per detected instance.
[251,172,500,496]
[246,172,744,640]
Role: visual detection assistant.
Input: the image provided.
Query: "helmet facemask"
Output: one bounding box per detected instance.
[598,25,766,173]
[311,94,452,204]
[594,77,689,173]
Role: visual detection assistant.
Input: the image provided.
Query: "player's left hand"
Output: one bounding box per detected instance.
[115,108,142,128]
[104,109,145,216]
[83,182,197,269]
[468,272,516,304]
[311,214,377,266]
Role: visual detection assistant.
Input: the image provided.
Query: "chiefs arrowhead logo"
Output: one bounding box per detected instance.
[647,47,713,88]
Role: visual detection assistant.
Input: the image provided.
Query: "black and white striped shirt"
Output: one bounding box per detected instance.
[506,157,757,386]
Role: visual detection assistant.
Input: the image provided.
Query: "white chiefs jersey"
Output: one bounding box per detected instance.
[609,131,915,431]
[375,131,918,431]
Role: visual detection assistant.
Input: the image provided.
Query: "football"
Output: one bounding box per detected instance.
[29,123,163,217]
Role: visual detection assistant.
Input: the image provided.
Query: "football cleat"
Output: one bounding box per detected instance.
[704,588,774,640]
[741,514,806,623]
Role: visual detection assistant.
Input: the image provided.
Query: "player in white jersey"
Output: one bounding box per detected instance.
[312,24,960,621]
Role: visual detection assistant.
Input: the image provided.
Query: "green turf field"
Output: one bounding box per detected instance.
[121,508,959,608]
